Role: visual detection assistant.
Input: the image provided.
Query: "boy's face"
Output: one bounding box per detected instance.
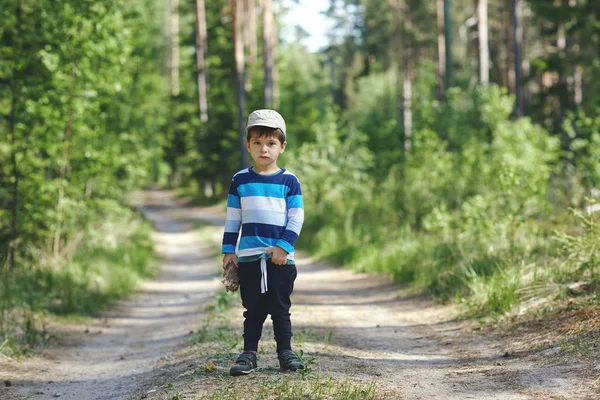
[246,131,287,170]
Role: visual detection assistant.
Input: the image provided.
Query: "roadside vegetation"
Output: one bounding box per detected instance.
[284,84,599,324]
[0,203,157,358]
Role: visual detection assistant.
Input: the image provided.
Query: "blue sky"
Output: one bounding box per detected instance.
[281,0,330,52]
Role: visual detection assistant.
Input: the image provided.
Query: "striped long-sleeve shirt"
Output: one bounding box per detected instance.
[222,168,304,262]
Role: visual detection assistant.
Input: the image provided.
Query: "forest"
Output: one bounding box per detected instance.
[0,0,599,354]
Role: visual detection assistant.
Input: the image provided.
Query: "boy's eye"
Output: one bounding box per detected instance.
[269,142,276,146]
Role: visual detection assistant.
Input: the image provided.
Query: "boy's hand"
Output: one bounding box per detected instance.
[222,253,238,269]
[267,246,288,265]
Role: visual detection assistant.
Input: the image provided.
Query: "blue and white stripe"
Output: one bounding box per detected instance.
[222,168,304,261]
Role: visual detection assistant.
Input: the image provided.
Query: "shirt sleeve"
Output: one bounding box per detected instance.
[222,178,242,254]
[276,177,304,253]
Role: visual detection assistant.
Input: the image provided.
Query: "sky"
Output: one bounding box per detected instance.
[280,0,330,52]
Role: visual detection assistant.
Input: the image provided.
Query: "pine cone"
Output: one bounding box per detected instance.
[221,260,240,292]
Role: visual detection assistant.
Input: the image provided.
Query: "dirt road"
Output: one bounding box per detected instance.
[1,190,595,399]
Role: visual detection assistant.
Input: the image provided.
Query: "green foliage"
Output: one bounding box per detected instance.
[562,109,600,191]
[554,199,600,281]
[292,85,572,317]
[285,111,374,261]
[0,0,169,266]
[278,46,333,148]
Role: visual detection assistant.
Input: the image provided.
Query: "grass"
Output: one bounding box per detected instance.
[199,373,378,400]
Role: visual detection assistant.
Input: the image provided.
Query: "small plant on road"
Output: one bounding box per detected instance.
[295,349,315,380]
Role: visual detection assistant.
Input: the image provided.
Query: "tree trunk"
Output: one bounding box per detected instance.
[8,3,22,271]
[245,0,257,64]
[402,0,413,153]
[436,0,446,98]
[557,22,568,120]
[574,65,582,105]
[489,1,503,85]
[511,0,523,115]
[232,0,248,168]
[504,1,515,94]
[53,67,76,258]
[444,0,453,89]
[522,2,531,109]
[8,86,18,271]
[164,0,171,77]
[478,0,489,85]
[194,0,208,122]
[391,0,402,119]
[170,0,180,96]
[263,0,278,108]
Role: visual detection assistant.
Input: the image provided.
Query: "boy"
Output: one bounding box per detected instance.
[222,109,305,376]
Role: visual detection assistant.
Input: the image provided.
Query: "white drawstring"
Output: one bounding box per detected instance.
[260,257,268,293]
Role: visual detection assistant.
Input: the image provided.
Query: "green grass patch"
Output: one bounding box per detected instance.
[198,373,379,400]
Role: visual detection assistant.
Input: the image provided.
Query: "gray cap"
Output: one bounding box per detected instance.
[246,109,286,137]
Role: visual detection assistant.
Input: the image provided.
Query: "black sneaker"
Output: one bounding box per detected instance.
[229,351,257,376]
[278,349,304,371]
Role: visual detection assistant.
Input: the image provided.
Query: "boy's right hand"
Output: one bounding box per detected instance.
[222,253,238,269]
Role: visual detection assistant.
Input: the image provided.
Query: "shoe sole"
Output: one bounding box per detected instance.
[230,368,255,377]
[279,364,303,372]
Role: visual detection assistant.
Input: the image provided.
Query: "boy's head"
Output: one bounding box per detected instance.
[245,109,286,143]
[245,110,287,170]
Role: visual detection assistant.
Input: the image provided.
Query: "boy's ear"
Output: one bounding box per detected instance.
[281,141,287,152]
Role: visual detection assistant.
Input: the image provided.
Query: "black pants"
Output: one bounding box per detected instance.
[238,259,297,353]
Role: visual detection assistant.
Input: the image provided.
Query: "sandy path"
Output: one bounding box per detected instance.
[1,189,594,399]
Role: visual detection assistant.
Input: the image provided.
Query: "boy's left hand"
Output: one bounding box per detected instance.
[267,246,288,265]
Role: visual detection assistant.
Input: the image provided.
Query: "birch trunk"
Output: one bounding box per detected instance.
[263,0,278,108]
[512,0,523,115]
[170,0,180,96]
[245,0,257,64]
[436,0,446,98]
[444,0,453,89]
[232,0,248,167]
[478,0,489,85]
[194,0,208,122]
[402,0,413,153]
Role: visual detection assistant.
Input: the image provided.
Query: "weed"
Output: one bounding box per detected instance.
[200,372,380,400]
[171,391,184,400]
[295,349,316,380]
[323,329,333,349]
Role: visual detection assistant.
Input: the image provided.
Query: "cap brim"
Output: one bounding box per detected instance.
[245,123,281,131]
